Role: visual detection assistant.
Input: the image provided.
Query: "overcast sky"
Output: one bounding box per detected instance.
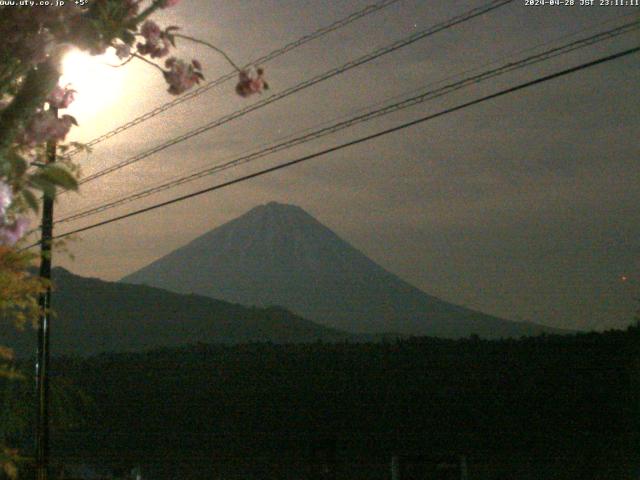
[45,0,639,331]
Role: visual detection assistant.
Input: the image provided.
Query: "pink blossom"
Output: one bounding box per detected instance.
[137,20,170,58]
[0,181,12,218]
[235,68,269,98]
[115,43,131,60]
[0,217,29,246]
[47,85,76,109]
[22,112,77,146]
[163,57,204,95]
[141,20,161,43]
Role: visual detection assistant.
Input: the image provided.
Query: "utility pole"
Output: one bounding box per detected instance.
[35,105,57,480]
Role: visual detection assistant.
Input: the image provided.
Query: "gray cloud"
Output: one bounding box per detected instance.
[54,0,640,331]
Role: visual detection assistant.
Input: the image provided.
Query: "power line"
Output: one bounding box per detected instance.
[70,0,515,189]
[60,12,635,221]
[22,0,514,241]
[61,0,404,159]
[25,46,637,247]
[53,21,639,225]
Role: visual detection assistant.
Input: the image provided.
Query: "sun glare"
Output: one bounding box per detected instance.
[59,49,125,121]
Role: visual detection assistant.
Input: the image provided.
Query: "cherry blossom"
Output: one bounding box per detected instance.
[141,20,162,43]
[163,58,204,95]
[235,68,269,98]
[0,217,29,247]
[0,182,11,219]
[47,85,76,109]
[137,20,171,59]
[115,43,132,60]
[21,112,77,146]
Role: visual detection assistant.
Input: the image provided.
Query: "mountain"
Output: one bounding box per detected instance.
[122,202,560,338]
[1,267,356,358]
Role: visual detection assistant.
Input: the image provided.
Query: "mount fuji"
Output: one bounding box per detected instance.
[122,202,559,338]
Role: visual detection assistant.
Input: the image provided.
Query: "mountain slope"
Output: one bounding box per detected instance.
[122,202,559,338]
[1,267,355,358]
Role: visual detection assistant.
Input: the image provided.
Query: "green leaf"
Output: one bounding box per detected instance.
[21,188,40,213]
[68,141,92,154]
[27,174,56,198]
[36,164,78,191]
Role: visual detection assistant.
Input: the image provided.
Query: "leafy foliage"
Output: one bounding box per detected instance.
[0,1,201,476]
[0,248,47,332]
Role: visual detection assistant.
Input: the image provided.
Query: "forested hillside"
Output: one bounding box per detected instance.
[22,327,637,480]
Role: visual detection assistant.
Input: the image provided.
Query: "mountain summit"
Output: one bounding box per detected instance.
[122,202,556,338]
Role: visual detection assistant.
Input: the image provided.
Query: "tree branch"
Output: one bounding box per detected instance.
[173,33,242,72]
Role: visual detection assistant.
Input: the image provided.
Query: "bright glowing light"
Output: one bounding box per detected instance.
[59,49,125,121]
